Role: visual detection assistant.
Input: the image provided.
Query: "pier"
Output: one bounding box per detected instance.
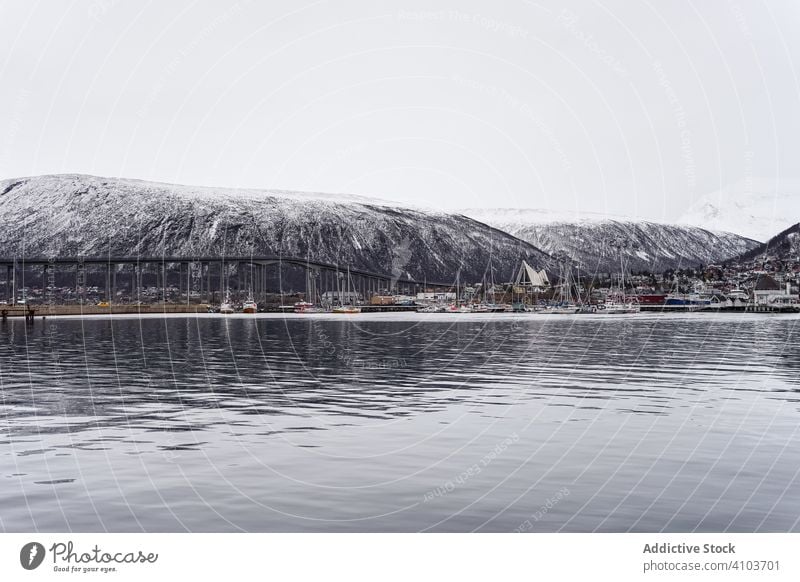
[638,304,800,313]
[0,303,211,319]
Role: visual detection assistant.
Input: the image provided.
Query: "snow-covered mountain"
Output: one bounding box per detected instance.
[734,222,800,263]
[464,208,759,274]
[0,174,552,283]
[678,178,800,242]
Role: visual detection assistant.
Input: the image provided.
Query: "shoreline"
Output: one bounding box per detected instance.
[4,309,799,322]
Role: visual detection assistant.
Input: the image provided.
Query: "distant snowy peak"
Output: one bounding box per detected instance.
[678,179,800,242]
[464,207,663,227]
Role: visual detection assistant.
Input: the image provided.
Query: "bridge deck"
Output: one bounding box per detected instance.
[0,256,453,288]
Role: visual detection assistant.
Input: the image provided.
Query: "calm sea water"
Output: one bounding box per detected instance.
[1,312,799,532]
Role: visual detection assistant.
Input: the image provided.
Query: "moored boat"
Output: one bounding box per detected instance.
[218,289,235,314]
[332,305,361,314]
[664,293,710,307]
[544,304,581,314]
[294,301,324,313]
[635,293,667,306]
[418,304,446,313]
[599,299,640,314]
[474,303,508,313]
[331,266,362,314]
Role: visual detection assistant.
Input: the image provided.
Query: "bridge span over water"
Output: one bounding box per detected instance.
[0,255,455,304]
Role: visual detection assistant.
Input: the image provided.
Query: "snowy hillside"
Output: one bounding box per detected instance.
[678,179,800,242]
[0,175,551,283]
[735,222,800,263]
[464,208,758,274]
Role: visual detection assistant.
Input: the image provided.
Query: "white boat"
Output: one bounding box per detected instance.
[242,298,257,313]
[472,303,507,313]
[445,304,472,313]
[545,305,581,314]
[294,301,324,313]
[219,291,235,314]
[599,299,640,314]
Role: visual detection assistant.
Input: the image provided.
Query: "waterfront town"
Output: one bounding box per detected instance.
[1,245,798,317]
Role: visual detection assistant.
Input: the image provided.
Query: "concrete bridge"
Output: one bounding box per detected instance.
[0,256,455,304]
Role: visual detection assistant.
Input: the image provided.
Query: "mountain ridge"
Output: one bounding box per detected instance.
[0,174,553,284]
[733,222,800,263]
[464,208,760,274]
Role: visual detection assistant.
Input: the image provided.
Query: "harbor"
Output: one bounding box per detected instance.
[2,255,798,318]
[3,297,797,319]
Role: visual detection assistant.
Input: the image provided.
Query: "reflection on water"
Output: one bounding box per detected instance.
[1,313,799,532]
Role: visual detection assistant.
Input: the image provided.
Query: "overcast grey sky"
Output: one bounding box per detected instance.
[1,0,799,221]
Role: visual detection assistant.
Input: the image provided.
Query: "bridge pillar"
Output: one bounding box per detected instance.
[195,262,203,304]
[205,262,212,304]
[11,260,17,303]
[135,263,141,303]
[313,269,318,303]
[105,262,111,302]
[161,262,166,302]
[184,262,191,305]
[219,261,225,301]
[236,262,242,296]
[178,262,183,301]
[76,260,86,305]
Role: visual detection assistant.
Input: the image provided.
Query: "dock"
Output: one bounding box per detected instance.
[0,304,211,320]
[638,304,800,313]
